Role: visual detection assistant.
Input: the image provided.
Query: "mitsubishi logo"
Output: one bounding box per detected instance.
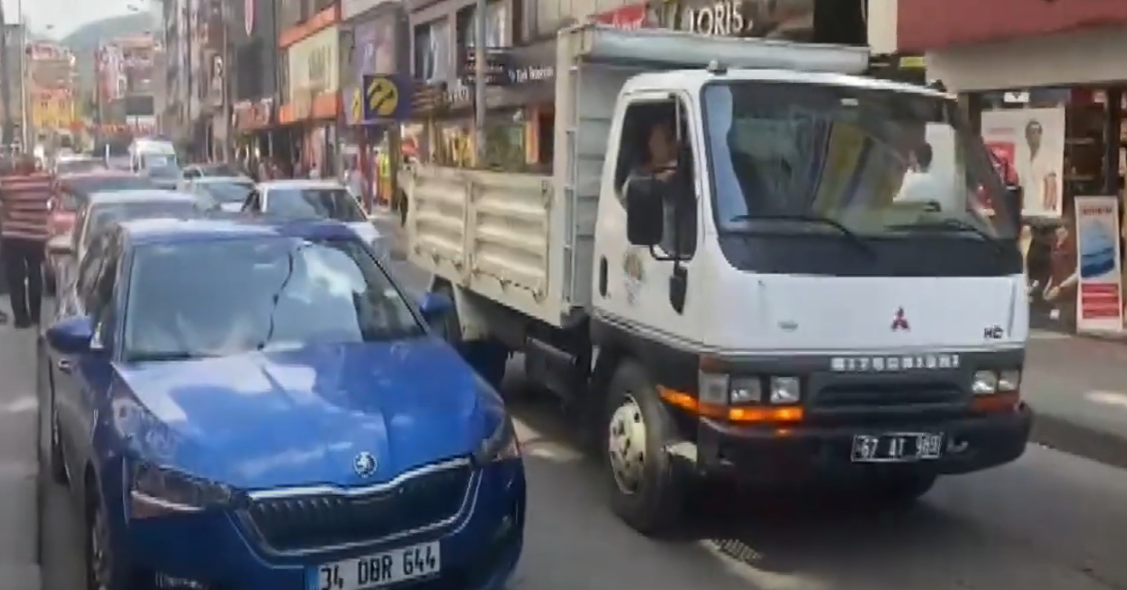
[891,307,910,331]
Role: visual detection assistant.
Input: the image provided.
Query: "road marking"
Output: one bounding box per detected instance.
[0,396,37,414]
[1030,330,1072,341]
[1085,390,1127,410]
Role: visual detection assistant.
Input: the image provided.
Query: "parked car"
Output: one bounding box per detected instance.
[182,162,249,179]
[242,179,388,259]
[54,155,107,175]
[44,172,160,293]
[180,176,255,211]
[45,190,204,296]
[40,217,525,590]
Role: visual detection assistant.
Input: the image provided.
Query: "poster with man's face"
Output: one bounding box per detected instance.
[981,107,1065,218]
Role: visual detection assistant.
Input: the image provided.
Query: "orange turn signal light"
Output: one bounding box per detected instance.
[658,386,804,423]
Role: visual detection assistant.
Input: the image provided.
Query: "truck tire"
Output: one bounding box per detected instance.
[603,360,689,535]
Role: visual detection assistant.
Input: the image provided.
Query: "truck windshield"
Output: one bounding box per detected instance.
[702,81,1017,241]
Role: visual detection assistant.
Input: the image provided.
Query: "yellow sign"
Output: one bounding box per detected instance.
[350,88,363,123]
[365,75,399,118]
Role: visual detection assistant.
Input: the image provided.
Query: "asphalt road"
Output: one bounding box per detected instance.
[19,252,1127,590]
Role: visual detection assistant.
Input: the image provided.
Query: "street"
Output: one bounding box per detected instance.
[7,255,1127,590]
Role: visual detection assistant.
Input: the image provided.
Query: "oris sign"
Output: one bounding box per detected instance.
[895,0,1127,53]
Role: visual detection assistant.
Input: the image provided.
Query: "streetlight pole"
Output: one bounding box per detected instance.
[473,0,486,166]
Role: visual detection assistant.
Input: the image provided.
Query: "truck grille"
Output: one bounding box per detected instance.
[241,464,473,553]
[815,382,963,407]
[809,382,967,427]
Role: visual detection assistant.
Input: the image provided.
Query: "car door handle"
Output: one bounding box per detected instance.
[56,359,73,374]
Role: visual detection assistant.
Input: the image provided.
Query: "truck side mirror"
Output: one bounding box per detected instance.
[625,178,663,247]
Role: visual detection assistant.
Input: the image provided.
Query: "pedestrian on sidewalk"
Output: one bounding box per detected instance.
[0,155,52,329]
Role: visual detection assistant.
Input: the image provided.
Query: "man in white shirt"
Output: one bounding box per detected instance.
[1023,119,1059,215]
[895,143,952,210]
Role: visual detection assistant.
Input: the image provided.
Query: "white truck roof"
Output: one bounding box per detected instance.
[568,23,870,73]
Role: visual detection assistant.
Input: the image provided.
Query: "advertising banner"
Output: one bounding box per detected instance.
[981,107,1065,218]
[1074,196,1123,333]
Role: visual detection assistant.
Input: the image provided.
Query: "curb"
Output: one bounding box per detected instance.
[1030,412,1127,470]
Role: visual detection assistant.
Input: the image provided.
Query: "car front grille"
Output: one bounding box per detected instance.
[241,463,474,553]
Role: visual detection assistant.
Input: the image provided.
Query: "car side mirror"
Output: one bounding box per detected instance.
[45,316,95,355]
[418,292,453,322]
[625,178,663,247]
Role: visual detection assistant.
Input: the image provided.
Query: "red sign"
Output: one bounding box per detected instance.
[591,3,648,30]
[898,0,1127,53]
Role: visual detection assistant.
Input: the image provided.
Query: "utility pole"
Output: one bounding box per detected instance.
[0,4,13,149]
[473,0,486,166]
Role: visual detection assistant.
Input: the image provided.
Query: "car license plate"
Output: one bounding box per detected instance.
[851,432,943,463]
[307,541,441,590]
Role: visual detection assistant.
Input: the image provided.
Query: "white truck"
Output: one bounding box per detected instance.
[403,24,1033,534]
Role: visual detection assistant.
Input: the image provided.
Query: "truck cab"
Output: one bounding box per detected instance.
[405,24,1032,534]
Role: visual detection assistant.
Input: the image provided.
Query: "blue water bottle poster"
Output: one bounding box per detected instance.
[1074,196,1123,333]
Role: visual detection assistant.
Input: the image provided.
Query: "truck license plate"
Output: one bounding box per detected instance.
[851,433,943,463]
[307,541,441,590]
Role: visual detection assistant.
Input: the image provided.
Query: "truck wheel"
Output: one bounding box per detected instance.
[604,360,689,535]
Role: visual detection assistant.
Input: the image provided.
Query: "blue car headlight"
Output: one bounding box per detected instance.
[473,417,521,465]
[128,461,238,518]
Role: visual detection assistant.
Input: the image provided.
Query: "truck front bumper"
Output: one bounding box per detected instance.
[695,404,1033,484]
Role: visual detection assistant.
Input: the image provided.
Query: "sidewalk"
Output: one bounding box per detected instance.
[1026,330,1127,469]
[0,324,42,589]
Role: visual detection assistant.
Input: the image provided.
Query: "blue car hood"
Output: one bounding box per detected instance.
[114,338,499,491]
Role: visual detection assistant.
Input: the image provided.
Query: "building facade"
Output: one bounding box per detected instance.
[276,0,343,172]
[403,0,863,170]
[0,24,28,146]
[27,42,77,141]
[95,35,158,137]
[230,0,281,156]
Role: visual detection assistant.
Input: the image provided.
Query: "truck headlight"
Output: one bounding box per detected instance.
[971,370,998,395]
[129,462,236,518]
[473,417,521,465]
[769,377,801,404]
[997,369,1021,392]
[699,372,801,405]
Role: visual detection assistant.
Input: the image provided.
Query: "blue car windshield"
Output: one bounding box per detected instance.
[122,236,422,360]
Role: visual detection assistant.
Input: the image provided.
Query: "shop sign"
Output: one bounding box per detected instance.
[1074,196,1124,334]
[288,27,340,98]
[234,98,274,130]
[655,0,814,40]
[896,0,1127,53]
[591,3,649,30]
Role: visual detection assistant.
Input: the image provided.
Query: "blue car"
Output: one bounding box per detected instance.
[39,217,525,590]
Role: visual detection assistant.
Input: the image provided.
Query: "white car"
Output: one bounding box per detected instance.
[241,179,388,259]
[180,176,256,211]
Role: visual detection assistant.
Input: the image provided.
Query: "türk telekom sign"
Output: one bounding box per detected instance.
[880,0,1127,53]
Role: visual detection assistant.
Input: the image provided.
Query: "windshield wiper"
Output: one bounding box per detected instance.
[728,213,876,258]
[884,218,1006,254]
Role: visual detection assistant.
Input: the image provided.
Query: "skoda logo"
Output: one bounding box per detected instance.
[353,451,377,477]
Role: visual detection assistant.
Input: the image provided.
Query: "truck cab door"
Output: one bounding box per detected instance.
[592,93,704,339]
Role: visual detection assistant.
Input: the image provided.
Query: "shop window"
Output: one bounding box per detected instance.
[433,113,527,172]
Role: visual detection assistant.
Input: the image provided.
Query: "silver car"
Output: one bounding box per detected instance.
[46,190,206,291]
